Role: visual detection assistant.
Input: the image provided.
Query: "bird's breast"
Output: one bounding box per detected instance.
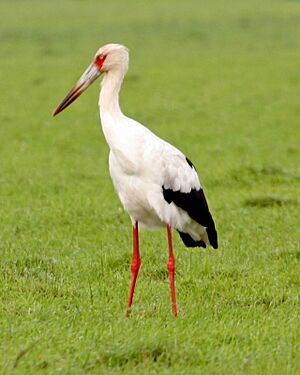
[108,150,164,227]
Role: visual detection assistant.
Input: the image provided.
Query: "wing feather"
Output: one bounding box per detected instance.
[159,144,218,249]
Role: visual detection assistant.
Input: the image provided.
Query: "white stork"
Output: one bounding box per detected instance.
[54,43,218,316]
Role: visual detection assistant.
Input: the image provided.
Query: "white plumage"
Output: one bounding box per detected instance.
[54,43,218,315]
[96,44,215,245]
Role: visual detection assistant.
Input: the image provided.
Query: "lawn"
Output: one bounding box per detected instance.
[0,0,299,373]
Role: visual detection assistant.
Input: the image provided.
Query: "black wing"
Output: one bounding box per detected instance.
[162,186,218,249]
[162,157,218,249]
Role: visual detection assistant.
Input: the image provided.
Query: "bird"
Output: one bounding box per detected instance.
[54,43,218,316]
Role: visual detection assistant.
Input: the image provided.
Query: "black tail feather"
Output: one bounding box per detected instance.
[207,224,218,249]
[163,187,218,249]
[177,231,207,248]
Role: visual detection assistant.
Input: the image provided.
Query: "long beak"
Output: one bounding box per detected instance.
[53,63,101,116]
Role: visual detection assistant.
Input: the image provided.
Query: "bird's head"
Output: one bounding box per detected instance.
[53,43,129,116]
[95,43,129,73]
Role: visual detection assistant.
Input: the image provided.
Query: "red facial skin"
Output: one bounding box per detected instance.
[94,55,107,71]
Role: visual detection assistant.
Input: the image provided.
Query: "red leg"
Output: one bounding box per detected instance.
[127,222,141,315]
[167,224,178,317]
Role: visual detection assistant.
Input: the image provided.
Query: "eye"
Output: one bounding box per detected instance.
[94,54,107,70]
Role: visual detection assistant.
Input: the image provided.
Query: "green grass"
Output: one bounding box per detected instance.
[1,0,300,373]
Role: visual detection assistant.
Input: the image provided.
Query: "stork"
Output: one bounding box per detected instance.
[54,43,218,316]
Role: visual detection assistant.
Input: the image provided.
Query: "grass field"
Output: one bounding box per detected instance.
[1,0,300,373]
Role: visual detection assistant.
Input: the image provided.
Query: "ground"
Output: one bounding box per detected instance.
[0,0,299,374]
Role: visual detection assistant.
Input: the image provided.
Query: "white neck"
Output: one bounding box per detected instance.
[98,68,128,150]
[99,69,125,119]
